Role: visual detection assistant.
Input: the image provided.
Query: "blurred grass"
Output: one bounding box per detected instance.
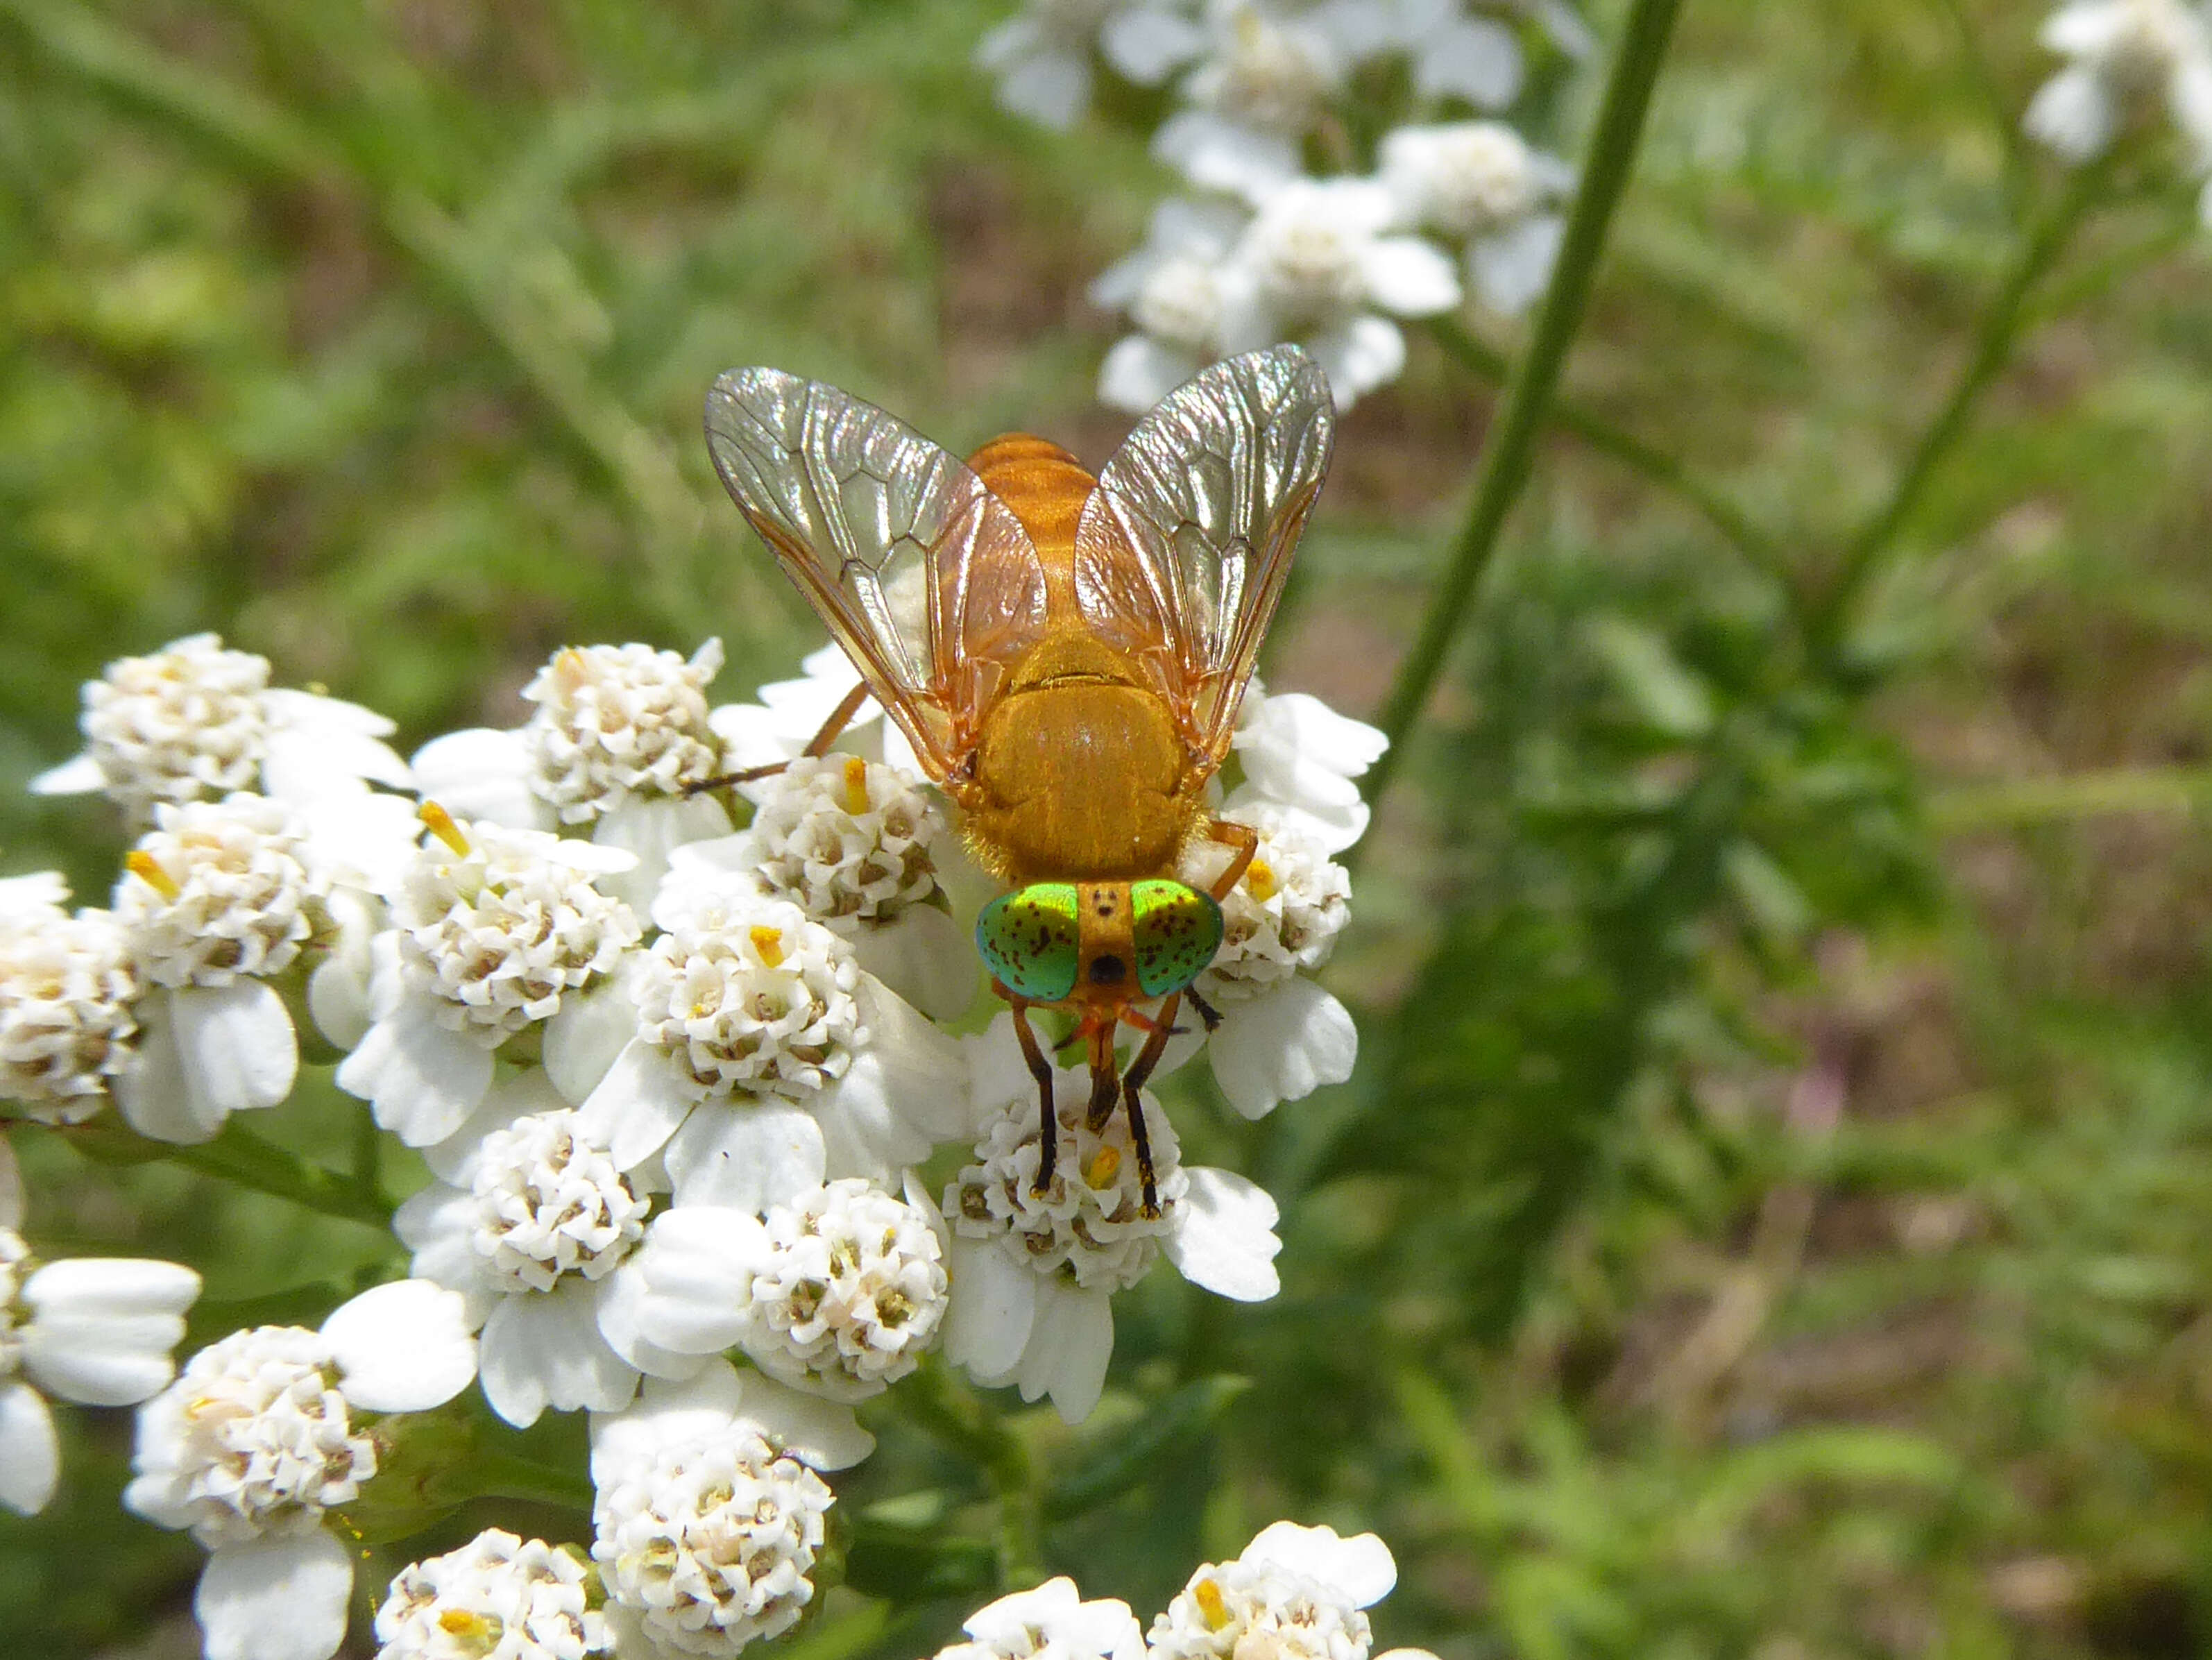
[10,0,2212,1655]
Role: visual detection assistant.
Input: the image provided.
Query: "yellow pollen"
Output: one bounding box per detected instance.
[749,926,787,967]
[1194,1579,1231,1629]
[840,755,871,816]
[124,851,181,903]
[417,801,472,856]
[552,647,590,693]
[1244,859,1279,902]
[1084,1145,1122,1189]
[437,1609,503,1652]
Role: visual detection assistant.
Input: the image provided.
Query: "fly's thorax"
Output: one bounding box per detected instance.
[969,677,1196,881]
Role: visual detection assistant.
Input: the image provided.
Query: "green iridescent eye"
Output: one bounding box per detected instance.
[1130,879,1224,999]
[976,883,1082,1002]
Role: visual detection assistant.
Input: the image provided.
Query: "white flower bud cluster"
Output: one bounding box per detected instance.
[76,634,271,822]
[125,1325,376,1547]
[375,1529,609,1660]
[740,754,946,926]
[117,794,319,988]
[592,1430,835,1655]
[1202,806,1350,1001]
[739,1177,947,1398]
[398,818,640,1038]
[1148,1559,1372,1660]
[0,1227,29,1378]
[522,641,726,823]
[948,1089,1188,1293]
[471,1110,649,1294]
[0,900,138,1121]
[634,901,864,1099]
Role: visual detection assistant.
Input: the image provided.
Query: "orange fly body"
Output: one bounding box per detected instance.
[704,348,1336,1214]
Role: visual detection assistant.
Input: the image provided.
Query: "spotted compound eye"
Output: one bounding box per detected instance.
[1130,879,1225,999]
[976,883,1082,1003]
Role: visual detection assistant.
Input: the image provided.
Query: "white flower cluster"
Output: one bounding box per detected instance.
[930,1524,1433,1660]
[979,0,1588,407]
[8,631,1388,1660]
[2027,0,2212,219]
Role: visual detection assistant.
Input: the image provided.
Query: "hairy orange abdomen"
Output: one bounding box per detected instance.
[960,435,1205,883]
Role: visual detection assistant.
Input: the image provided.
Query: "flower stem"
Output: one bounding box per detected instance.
[898,1358,1045,1589]
[1426,316,1784,577]
[160,1121,396,1228]
[1363,0,1685,816]
[1807,162,2107,653]
[1928,765,2212,831]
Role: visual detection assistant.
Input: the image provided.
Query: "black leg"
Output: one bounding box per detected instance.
[1185,985,1223,1033]
[1008,1001,1058,1196]
[1118,994,1178,1218]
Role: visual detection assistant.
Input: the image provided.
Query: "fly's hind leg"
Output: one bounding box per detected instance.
[1202,818,1259,901]
[1004,994,1060,1197]
[683,679,871,795]
[1118,992,1180,1219]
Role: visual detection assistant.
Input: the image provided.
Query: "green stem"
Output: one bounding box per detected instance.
[1808,163,2107,650]
[1929,765,2212,831]
[897,1359,1043,1589]
[1427,316,1784,577]
[161,1121,395,1228]
[466,1450,597,1514]
[1363,0,1685,817]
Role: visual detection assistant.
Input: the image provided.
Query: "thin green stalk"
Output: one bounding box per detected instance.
[162,1121,396,1228]
[1809,162,2107,650]
[897,1359,1044,1589]
[1427,316,1784,577]
[466,1450,597,1514]
[1929,765,2212,831]
[1363,0,1685,818]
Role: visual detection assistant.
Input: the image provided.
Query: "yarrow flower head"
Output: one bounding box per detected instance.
[1094,198,1254,412]
[939,1060,1281,1422]
[588,1360,874,1660]
[398,1072,662,1427]
[127,1280,477,1660]
[375,1530,609,1660]
[1153,1,1349,200]
[576,876,967,1211]
[409,640,734,912]
[1379,119,1575,314]
[109,795,322,1145]
[2027,0,2212,211]
[935,1577,1145,1660]
[32,632,410,826]
[0,1139,199,1516]
[630,1175,950,1402]
[0,875,139,1125]
[336,809,640,1148]
[1148,1523,1399,1660]
[522,641,727,825]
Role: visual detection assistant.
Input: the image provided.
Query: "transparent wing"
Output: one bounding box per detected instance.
[705,367,1051,779]
[1071,346,1335,764]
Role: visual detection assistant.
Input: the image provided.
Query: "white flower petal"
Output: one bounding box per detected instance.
[543,979,643,1108]
[2043,1,2129,56]
[1243,1521,1398,1606]
[394,1183,491,1298]
[591,794,731,914]
[29,752,105,796]
[1472,213,1565,316]
[729,1368,876,1471]
[0,1383,58,1516]
[1304,314,1409,406]
[409,728,551,831]
[590,1357,746,1486]
[942,1236,1038,1382]
[334,991,495,1147]
[593,1257,708,1381]
[421,1066,570,1183]
[997,48,1091,128]
[322,1278,478,1412]
[851,904,980,1024]
[1152,109,1301,201]
[1208,979,1357,1118]
[19,1258,200,1405]
[171,981,298,1117]
[2025,65,2117,160]
[1100,334,1207,414]
[574,1039,697,1169]
[1101,7,1206,82]
[1018,1282,1114,1425]
[662,1101,828,1211]
[633,1206,769,1355]
[1359,236,1463,316]
[196,1532,353,1660]
[114,992,229,1145]
[1164,1167,1282,1303]
[1415,15,1523,108]
[477,1285,638,1427]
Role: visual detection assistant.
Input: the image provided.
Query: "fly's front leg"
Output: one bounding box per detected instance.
[1083,1018,1119,1133]
[1118,993,1178,1219]
[1203,818,1259,901]
[1003,992,1060,1197]
[684,679,871,795]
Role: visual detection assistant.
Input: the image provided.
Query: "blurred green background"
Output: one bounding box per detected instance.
[10,0,2212,1654]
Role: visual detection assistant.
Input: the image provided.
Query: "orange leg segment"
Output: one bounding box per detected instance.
[1204,818,1259,901]
[685,679,871,794]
